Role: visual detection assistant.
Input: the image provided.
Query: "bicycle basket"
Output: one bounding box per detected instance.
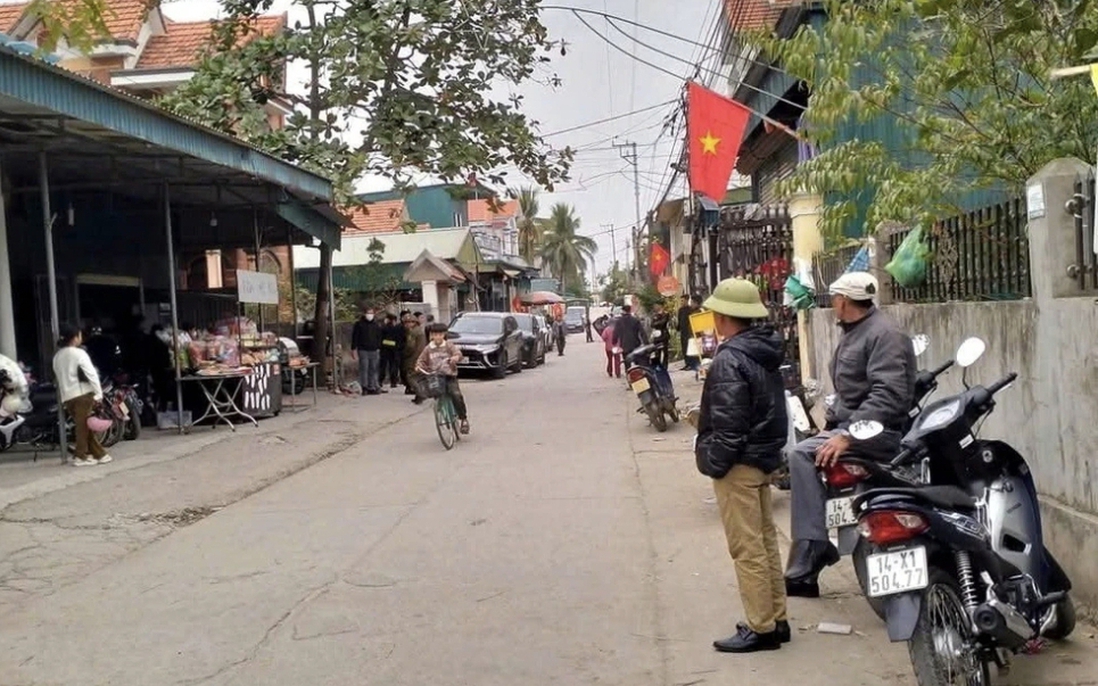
[421,374,446,399]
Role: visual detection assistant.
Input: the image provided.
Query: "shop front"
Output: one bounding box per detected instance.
[0,45,346,456]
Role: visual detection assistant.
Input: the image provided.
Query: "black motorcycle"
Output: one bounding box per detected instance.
[625,331,678,432]
[850,337,1075,686]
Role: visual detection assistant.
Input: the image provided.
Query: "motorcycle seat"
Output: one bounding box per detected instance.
[857,485,977,511]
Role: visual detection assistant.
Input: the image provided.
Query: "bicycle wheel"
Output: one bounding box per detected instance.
[434,396,456,450]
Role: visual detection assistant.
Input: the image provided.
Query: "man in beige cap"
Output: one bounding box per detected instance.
[784,271,917,597]
[694,278,790,653]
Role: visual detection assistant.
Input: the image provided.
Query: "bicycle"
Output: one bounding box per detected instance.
[418,371,461,450]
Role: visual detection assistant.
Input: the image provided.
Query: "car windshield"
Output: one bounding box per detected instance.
[565,308,584,322]
[513,315,535,333]
[450,315,504,335]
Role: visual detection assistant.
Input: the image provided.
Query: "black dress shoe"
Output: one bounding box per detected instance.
[713,624,781,653]
[738,620,790,644]
[785,540,840,598]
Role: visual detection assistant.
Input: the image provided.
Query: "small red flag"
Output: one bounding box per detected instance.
[687,81,752,202]
[649,242,670,277]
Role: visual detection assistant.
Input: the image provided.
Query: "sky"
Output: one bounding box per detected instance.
[108,0,724,278]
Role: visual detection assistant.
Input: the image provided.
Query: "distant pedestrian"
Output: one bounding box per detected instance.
[351,307,385,395]
[53,324,111,467]
[552,315,567,356]
[584,310,594,343]
[678,295,701,371]
[612,304,647,361]
[651,302,671,368]
[600,321,621,378]
[379,313,404,389]
[694,278,789,653]
[402,314,428,403]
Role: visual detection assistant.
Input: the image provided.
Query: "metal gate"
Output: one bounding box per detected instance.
[716,204,800,386]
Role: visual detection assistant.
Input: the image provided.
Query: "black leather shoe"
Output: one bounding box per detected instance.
[713,624,782,653]
[738,620,790,644]
[784,540,840,598]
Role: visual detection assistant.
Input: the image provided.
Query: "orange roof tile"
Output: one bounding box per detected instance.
[138,13,285,70]
[467,199,519,222]
[725,0,786,33]
[0,2,30,35]
[343,200,408,235]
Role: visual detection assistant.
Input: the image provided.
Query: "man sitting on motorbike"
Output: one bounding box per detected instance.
[784,272,916,598]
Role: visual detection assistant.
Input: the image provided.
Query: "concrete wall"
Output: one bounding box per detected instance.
[806,158,1098,614]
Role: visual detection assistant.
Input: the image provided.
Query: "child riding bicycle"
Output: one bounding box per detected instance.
[415,322,470,434]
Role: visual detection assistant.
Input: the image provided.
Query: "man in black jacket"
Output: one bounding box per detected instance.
[694,278,790,654]
[379,313,404,389]
[351,307,385,395]
[612,305,647,362]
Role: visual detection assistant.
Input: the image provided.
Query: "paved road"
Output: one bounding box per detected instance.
[0,338,1095,685]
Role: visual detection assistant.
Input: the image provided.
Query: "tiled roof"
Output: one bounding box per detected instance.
[344,199,408,235]
[0,2,29,35]
[725,0,789,32]
[467,198,519,222]
[138,13,285,70]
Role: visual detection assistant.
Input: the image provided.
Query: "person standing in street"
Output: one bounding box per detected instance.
[584,309,594,343]
[379,313,404,390]
[694,278,789,653]
[784,272,916,598]
[678,295,701,371]
[351,307,385,395]
[600,319,622,378]
[553,314,567,356]
[53,324,111,467]
[612,304,647,363]
[402,313,428,403]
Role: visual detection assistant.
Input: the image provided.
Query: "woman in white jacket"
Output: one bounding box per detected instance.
[52,324,110,466]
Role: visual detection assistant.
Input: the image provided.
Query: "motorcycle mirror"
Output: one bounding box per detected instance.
[911,334,929,358]
[848,420,884,441]
[955,337,986,368]
[652,330,663,340]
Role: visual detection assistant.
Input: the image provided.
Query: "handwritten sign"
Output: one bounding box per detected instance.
[237,270,279,305]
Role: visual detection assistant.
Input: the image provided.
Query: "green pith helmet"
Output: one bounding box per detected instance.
[702,278,769,320]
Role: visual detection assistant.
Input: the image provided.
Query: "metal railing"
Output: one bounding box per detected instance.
[887,198,1032,303]
[1070,178,1098,292]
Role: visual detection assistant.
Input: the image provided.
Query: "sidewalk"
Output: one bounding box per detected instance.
[0,388,421,510]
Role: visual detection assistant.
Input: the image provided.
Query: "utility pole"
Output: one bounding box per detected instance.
[615,140,643,284]
[601,223,616,271]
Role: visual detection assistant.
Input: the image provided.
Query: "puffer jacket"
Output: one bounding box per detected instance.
[695,326,789,479]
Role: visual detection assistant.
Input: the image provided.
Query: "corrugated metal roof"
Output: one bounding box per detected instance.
[0,43,333,201]
[293,228,482,269]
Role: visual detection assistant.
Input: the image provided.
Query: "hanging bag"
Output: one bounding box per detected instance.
[885,226,931,288]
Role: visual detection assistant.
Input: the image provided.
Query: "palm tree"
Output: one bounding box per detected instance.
[539,203,597,295]
[511,186,543,264]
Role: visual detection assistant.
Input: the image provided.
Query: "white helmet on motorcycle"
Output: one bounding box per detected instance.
[1,393,26,417]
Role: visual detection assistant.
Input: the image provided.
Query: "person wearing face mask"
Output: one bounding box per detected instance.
[783,272,916,598]
[351,307,385,395]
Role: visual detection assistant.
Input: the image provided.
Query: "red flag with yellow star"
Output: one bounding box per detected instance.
[687,81,752,202]
[649,241,670,277]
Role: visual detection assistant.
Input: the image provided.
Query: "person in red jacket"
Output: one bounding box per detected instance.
[600,318,622,378]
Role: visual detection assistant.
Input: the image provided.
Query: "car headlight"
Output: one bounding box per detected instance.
[919,399,960,430]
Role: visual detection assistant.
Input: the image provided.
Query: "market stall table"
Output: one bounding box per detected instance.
[180,370,259,431]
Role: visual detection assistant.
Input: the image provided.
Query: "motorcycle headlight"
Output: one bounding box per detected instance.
[919,399,960,430]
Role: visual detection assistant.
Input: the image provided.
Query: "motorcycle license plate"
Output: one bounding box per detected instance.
[631,377,651,394]
[825,496,857,529]
[866,547,929,598]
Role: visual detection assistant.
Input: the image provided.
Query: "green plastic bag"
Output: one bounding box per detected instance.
[783,275,815,311]
[885,226,931,288]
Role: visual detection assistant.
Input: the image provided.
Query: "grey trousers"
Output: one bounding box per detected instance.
[358,349,381,391]
[789,429,902,542]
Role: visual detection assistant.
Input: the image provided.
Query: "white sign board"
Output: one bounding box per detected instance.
[237,270,279,305]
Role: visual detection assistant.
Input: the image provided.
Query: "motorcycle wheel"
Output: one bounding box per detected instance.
[123,398,142,441]
[1043,595,1076,641]
[909,569,990,686]
[852,539,886,621]
[667,405,680,423]
[98,420,123,449]
[646,402,668,432]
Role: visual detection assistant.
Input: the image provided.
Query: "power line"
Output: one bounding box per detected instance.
[542,99,678,138]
